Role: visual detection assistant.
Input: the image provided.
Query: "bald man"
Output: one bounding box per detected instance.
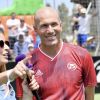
[17,7,97,100]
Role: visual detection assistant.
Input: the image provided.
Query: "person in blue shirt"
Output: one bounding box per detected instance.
[13,32,29,57]
[34,33,41,49]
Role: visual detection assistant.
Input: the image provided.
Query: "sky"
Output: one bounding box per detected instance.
[44,0,74,15]
[0,0,13,9]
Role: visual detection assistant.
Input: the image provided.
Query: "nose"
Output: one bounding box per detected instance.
[47,25,54,33]
[4,43,10,51]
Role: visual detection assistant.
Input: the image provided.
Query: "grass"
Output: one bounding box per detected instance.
[95,93,100,100]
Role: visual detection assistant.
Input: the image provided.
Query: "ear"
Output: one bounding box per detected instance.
[60,21,62,27]
[59,21,62,31]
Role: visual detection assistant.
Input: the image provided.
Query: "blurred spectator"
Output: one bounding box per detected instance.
[0,31,5,42]
[85,36,96,51]
[77,8,95,47]
[6,12,20,49]
[72,17,79,33]
[12,17,34,44]
[0,28,4,35]
[24,30,34,44]
[28,43,34,52]
[74,4,84,18]
[13,17,33,34]
[34,33,41,48]
[13,32,29,57]
[0,17,5,34]
[71,4,84,44]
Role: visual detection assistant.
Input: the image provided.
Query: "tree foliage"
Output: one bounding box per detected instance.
[58,3,71,38]
[0,0,44,15]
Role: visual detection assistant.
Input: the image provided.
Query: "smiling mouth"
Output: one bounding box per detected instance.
[46,35,56,39]
[46,37,56,42]
[3,54,9,59]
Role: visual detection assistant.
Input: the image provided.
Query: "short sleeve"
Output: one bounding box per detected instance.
[82,52,97,87]
[16,77,23,97]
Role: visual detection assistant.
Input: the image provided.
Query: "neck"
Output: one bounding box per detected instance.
[40,41,63,58]
[0,64,6,72]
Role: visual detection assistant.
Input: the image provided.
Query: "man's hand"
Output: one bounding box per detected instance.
[28,74,39,91]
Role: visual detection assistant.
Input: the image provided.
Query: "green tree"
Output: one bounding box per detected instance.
[58,3,71,39]
[0,0,44,15]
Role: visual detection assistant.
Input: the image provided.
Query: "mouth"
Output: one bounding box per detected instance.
[45,35,56,40]
[3,53,9,59]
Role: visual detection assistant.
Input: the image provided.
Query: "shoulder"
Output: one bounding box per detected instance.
[64,42,85,50]
[31,48,39,55]
[14,42,18,45]
[29,48,40,62]
[63,42,90,58]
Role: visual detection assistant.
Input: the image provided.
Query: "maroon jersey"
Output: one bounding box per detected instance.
[30,42,97,100]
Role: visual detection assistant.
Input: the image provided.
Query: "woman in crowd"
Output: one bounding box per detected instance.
[0,35,16,99]
[0,35,35,99]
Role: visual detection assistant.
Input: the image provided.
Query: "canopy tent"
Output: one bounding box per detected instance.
[0,0,44,15]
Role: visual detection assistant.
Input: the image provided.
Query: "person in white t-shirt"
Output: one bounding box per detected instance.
[77,8,92,47]
[6,12,20,49]
[12,17,34,44]
[18,17,33,33]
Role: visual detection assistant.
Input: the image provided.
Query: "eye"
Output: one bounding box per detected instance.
[40,24,48,29]
[51,22,58,27]
[0,40,4,48]
[5,41,10,47]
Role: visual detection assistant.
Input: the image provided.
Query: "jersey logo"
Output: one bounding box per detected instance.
[35,69,43,77]
[67,63,77,71]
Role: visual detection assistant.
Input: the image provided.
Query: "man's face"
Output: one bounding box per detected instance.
[19,35,24,44]
[35,11,62,47]
[0,38,9,65]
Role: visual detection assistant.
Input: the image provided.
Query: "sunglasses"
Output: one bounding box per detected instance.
[0,40,10,48]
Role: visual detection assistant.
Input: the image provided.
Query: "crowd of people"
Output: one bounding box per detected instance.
[0,12,41,60]
[0,5,97,100]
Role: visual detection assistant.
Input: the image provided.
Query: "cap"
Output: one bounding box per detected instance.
[87,36,95,42]
[80,8,86,13]
[28,43,34,48]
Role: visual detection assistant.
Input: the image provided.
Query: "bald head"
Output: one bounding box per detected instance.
[34,7,61,27]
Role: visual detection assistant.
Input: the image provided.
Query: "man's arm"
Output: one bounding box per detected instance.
[85,86,95,100]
